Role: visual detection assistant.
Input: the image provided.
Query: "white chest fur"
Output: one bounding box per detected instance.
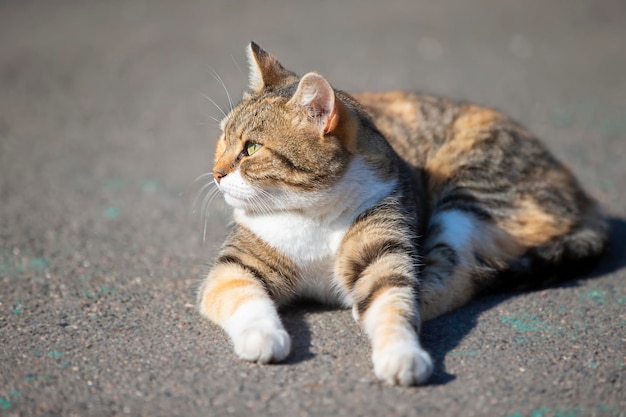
[231,157,396,305]
[236,210,351,304]
[237,210,349,263]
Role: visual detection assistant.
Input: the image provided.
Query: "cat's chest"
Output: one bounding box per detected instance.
[237,210,350,264]
[235,210,353,304]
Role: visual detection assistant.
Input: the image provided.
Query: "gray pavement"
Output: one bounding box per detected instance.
[1,1,625,416]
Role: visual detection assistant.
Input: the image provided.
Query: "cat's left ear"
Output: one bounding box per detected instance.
[247,42,297,92]
[288,72,341,135]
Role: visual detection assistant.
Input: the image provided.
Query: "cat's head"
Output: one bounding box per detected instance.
[212,42,373,214]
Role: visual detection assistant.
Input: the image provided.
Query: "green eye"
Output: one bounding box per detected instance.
[245,142,262,156]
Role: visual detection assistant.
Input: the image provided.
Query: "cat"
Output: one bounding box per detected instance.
[197,42,608,386]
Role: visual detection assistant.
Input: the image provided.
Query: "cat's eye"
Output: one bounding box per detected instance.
[245,142,262,156]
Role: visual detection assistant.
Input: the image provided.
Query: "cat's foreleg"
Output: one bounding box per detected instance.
[357,280,433,386]
[337,227,433,385]
[198,262,291,363]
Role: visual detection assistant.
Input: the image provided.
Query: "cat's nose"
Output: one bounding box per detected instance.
[213,169,227,183]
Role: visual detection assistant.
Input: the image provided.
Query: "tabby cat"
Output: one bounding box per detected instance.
[198,42,607,386]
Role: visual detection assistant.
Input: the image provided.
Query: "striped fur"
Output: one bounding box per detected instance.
[197,43,608,386]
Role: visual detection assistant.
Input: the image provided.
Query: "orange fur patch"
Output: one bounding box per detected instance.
[382,95,419,122]
[199,265,266,324]
[501,198,573,247]
[472,221,526,264]
[214,135,227,163]
[426,107,502,193]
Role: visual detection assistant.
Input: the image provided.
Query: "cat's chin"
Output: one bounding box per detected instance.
[223,193,276,214]
[223,193,250,210]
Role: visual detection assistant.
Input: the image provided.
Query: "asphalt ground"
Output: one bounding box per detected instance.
[1,1,625,416]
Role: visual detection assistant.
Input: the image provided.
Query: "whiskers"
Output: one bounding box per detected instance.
[208,66,234,114]
[202,96,225,123]
[192,173,224,245]
[247,184,282,217]
[191,172,283,244]
[194,65,238,242]
[202,65,236,128]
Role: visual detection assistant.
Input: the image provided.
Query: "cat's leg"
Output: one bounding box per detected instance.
[337,211,433,386]
[420,201,608,321]
[198,262,291,363]
[420,205,558,321]
[419,209,487,321]
[359,282,433,386]
[419,208,524,321]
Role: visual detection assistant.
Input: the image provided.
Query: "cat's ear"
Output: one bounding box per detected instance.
[247,42,296,92]
[288,72,340,135]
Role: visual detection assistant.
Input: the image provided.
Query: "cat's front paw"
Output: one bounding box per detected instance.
[233,326,291,364]
[372,342,433,386]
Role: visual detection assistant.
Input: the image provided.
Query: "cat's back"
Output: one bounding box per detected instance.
[353,91,571,193]
[353,91,528,168]
[353,91,465,167]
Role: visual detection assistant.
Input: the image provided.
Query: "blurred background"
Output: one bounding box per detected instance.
[1,1,625,416]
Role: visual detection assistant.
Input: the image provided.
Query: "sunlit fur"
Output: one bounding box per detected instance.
[197,42,608,386]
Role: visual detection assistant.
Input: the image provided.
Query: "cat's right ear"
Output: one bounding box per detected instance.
[246,42,296,92]
[288,72,355,139]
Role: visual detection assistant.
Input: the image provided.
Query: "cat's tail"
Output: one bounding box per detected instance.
[493,204,609,292]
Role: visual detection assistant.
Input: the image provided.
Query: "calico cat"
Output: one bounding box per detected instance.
[198,42,608,386]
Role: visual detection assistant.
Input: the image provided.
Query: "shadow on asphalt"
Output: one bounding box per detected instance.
[280,302,319,364]
[590,217,626,277]
[422,294,510,385]
[276,218,626,380]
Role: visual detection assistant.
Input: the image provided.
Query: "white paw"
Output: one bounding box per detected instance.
[233,326,291,364]
[372,342,433,386]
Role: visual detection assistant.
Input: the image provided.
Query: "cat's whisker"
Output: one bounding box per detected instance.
[190,176,222,246]
[207,115,222,125]
[208,65,234,112]
[201,183,221,216]
[252,186,280,215]
[202,94,227,118]
[243,186,269,216]
[247,198,261,216]
[191,176,215,211]
[256,195,274,217]
[201,185,223,245]
[192,182,215,215]
[254,184,277,202]
[258,199,273,217]
[193,172,215,184]
[203,209,209,245]
[231,54,245,77]
[261,194,280,214]
[244,192,263,216]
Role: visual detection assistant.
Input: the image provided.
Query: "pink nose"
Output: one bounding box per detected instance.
[213,169,227,183]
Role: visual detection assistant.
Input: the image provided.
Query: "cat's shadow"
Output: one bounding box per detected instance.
[280,217,626,384]
[280,302,323,364]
